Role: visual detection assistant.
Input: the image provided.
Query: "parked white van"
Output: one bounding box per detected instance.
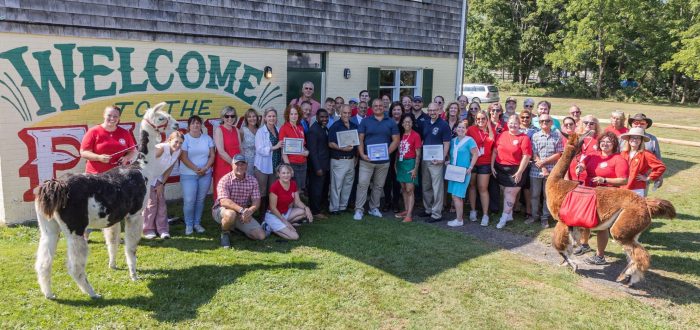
[462,84,500,103]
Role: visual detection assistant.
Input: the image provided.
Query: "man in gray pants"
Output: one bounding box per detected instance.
[420,102,451,222]
[528,114,563,228]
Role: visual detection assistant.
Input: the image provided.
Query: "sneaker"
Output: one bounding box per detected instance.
[447,219,464,227]
[395,210,408,218]
[144,232,157,240]
[469,210,477,222]
[194,224,206,233]
[480,215,489,227]
[505,212,514,222]
[496,214,508,229]
[540,219,549,228]
[261,221,272,238]
[353,210,363,221]
[220,232,231,249]
[185,226,194,236]
[524,216,536,224]
[584,255,607,265]
[368,208,383,218]
[573,244,591,256]
[160,233,171,239]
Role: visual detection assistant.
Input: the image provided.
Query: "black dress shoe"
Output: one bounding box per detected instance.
[330,211,340,216]
[426,217,443,223]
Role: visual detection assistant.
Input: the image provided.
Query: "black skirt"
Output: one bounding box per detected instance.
[494,162,525,188]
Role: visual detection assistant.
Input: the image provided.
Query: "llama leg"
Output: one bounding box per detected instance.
[66,233,100,299]
[103,224,120,270]
[552,221,577,271]
[35,212,60,299]
[124,214,144,281]
[617,239,650,286]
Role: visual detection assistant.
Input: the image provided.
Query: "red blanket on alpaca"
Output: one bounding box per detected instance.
[558,186,599,228]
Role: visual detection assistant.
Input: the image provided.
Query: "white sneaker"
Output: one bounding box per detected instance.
[480,215,489,227]
[353,210,363,221]
[144,233,157,239]
[469,210,477,222]
[185,226,194,235]
[496,214,509,229]
[447,219,464,227]
[368,208,383,218]
[505,212,514,222]
[194,224,206,233]
[160,232,171,239]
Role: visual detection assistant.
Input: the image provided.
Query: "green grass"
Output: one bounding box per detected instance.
[0,212,693,329]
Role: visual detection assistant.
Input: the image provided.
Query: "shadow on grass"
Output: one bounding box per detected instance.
[55,262,317,322]
[675,212,700,221]
[661,154,696,178]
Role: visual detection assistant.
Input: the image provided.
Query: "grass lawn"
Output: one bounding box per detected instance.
[1,98,698,328]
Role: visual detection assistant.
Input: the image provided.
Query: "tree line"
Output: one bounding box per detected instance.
[465,0,700,103]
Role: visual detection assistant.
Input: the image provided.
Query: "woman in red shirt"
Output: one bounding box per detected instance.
[573,131,629,265]
[620,128,666,197]
[491,114,532,229]
[213,106,241,201]
[279,105,310,191]
[395,113,422,223]
[263,164,314,240]
[488,102,506,137]
[467,110,495,226]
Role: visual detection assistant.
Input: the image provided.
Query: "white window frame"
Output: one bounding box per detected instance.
[379,68,423,101]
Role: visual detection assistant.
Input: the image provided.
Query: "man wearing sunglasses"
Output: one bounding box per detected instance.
[290,81,321,118]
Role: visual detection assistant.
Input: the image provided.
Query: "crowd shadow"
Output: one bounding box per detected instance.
[659,155,696,178]
[56,262,317,322]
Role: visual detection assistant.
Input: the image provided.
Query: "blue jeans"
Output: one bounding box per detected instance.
[181,173,212,227]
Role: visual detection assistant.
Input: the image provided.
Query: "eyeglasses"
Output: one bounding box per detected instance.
[571,111,581,114]
[470,107,480,111]
[633,120,647,126]
[524,104,534,108]
[224,115,236,119]
[564,122,575,127]
[520,116,530,119]
[540,119,552,123]
[599,140,613,144]
[492,109,502,112]
[583,121,597,126]
[629,136,642,140]
[476,117,487,121]
[437,101,443,104]
[304,87,313,90]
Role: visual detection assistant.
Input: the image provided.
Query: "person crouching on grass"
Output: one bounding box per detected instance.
[262,164,314,240]
[142,131,184,239]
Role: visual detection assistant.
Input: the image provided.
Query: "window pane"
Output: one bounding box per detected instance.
[380,88,394,100]
[488,86,499,92]
[400,88,415,97]
[380,70,396,86]
[400,71,417,86]
[287,52,323,69]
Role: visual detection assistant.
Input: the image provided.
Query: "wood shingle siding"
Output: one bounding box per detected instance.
[1,0,462,57]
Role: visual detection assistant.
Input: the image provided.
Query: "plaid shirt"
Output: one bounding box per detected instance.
[213,172,260,209]
[530,129,564,178]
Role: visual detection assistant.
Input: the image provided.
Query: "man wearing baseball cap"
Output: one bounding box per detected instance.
[411,96,430,133]
[504,96,517,119]
[212,154,266,248]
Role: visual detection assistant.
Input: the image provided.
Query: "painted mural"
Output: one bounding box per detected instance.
[0,34,285,223]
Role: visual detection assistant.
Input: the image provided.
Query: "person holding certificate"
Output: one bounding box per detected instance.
[354,98,400,221]
[279,105,310,193]
[395,113,422,223]
[420,102,452,223]
[491,114,532,229]
[328,105,359,215]
[446,121,479,227]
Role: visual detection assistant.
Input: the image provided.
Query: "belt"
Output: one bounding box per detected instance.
[332,156,355,160]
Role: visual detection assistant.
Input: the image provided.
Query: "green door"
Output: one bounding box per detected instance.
[286,51,326,105]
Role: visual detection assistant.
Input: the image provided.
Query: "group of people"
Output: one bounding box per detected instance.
[79,82,667,256]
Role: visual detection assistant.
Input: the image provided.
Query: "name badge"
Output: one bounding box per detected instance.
[599,162,608,168]
[512,139,519,145]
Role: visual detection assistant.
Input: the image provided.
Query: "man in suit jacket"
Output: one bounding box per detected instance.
[307,109,331,218]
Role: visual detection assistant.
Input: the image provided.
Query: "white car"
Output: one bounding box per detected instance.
[462,84,500,103]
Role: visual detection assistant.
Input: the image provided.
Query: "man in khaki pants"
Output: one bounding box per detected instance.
[328,105,358,215]
[420,102,451,222]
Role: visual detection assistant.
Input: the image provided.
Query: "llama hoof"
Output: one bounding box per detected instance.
[90,293,102,300]
[618,274,632,285]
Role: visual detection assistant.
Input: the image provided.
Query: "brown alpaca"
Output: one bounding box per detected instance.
[545,132,676,286]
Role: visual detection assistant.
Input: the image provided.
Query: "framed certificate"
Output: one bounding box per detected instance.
[423,145,444,161]
[366,143,389,161]
[337,129,360,147]
[283,138,305,154]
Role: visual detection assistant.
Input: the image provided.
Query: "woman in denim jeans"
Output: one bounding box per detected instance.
[179,115,215,235]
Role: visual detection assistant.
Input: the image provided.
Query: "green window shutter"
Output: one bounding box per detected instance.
[421,69,433,103]
[367,67,380,100]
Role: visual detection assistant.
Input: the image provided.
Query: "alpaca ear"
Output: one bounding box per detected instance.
[568,132,578,146]
[152,102,167,113]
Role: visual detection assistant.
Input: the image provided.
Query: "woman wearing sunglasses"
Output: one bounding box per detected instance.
[213,106,242,202]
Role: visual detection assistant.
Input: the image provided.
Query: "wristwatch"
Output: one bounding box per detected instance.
[239,207,247,215]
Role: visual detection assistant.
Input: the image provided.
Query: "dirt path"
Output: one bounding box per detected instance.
[421,217,700,307]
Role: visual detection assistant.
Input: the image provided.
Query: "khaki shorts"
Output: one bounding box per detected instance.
[212,206,262,234]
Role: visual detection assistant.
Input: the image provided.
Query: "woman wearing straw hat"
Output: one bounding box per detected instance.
[620,127,666,197]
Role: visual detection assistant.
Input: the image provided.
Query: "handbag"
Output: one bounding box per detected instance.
[444,137,471,183]
[558,185,599,228]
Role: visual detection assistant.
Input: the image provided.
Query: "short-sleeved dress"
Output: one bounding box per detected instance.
[447,136,477,198]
